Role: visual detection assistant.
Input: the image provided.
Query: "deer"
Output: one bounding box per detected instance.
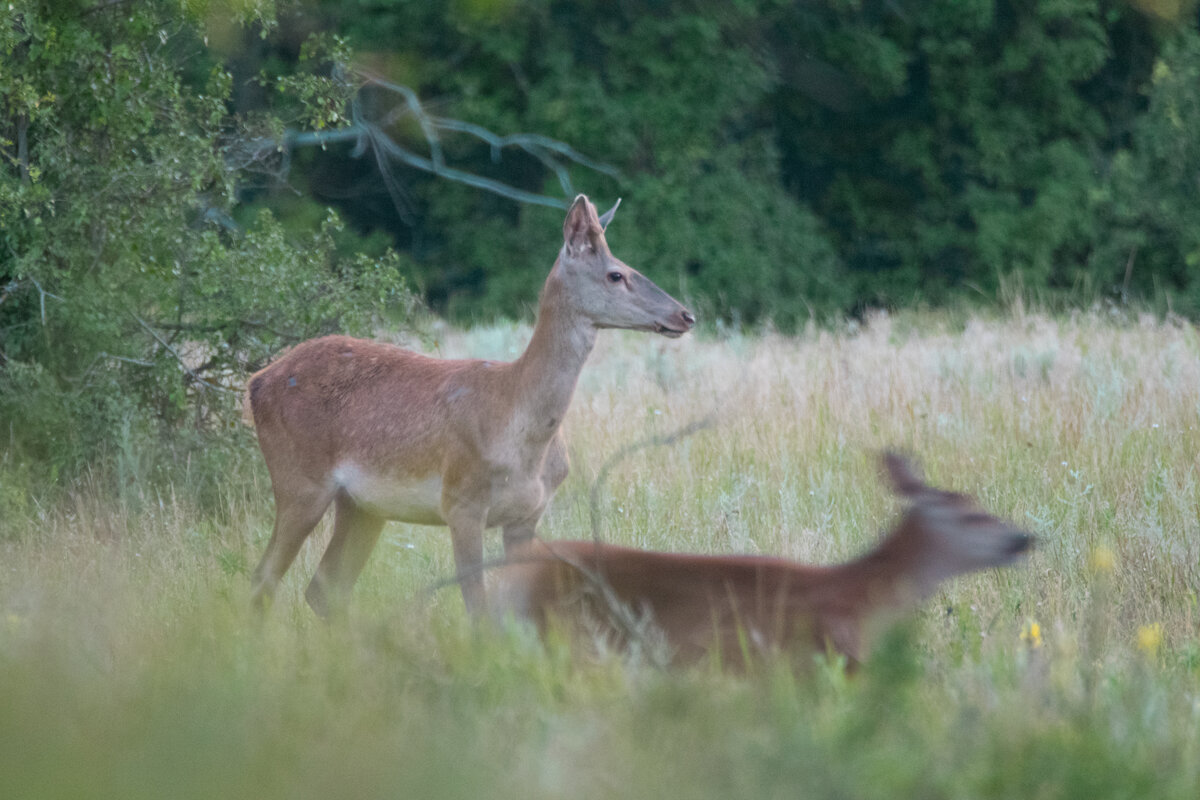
[489,454,1034,669]
[243,195,695,617]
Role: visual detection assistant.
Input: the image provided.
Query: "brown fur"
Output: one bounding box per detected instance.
[490,455,1033,669]
[246,196,694,616]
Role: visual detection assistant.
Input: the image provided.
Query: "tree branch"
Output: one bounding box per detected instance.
[588,415,717,547]
[130,313,238,395]
[226,66,620,212]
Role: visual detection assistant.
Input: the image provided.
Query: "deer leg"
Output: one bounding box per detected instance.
[305,494,387,619]
[250,485,335,610]
[445,509,488,615]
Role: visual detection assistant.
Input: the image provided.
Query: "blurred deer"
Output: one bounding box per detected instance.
[490,454,1033,668]
[244,195,695,616]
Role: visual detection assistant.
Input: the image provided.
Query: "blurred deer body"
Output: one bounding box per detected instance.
[245,195,695,616]
[492,455,1033,667]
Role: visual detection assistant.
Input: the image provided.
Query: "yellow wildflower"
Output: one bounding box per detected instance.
[1020,620,1043,649]
[1089,546,1116,575]
[1137,623,1164,658]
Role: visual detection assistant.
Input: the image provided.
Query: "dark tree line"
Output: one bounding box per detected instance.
[248,0,1200,325]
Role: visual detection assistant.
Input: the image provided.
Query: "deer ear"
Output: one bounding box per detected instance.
[563,194,605,257]
[882,452,927,497]
[564,195,597,252]
[597,198,621,231]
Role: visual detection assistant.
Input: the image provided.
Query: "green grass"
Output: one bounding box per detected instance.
[3,310,1200,798]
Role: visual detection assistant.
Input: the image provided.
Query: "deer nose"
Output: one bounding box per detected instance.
[1008,533,1035,555]
[681,310,696,328]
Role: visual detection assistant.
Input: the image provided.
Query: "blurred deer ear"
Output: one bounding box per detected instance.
[882,452,927,497]
[563,194,601,256]
[597,198,621,231]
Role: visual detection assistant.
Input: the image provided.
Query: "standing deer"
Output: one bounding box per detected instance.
[490,454,1033,668]
[244,195,695,616]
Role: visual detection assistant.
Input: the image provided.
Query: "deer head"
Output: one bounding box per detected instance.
[883,453,1034,580]
[554,195,695,337]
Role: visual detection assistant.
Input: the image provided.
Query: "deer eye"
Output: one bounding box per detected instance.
[607,271,624,284]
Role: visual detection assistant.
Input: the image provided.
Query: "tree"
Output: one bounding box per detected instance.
[0,1,415,483]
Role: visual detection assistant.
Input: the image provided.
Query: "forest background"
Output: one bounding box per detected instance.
[2,0,1199,492]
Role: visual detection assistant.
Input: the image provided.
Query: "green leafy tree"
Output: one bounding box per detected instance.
[1098,30,1200,310]
[771,0,1157,304]
[0,1,413,483]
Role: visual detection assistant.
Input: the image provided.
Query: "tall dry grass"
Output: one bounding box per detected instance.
[1,309,1198,799]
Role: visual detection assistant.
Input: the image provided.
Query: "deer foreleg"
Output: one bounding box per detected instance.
[446,508,488,615]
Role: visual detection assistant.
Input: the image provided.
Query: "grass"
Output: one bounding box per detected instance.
[2,309,1200,798]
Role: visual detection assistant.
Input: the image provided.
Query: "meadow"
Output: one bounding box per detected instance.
[2,309,1199,799]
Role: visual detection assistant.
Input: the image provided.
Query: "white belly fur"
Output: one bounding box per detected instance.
[333,463,445,525]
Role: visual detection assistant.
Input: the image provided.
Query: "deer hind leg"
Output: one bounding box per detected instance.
[250,483,336,611]
[306,494,387,619]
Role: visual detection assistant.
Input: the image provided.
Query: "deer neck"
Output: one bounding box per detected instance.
[832,526,946,614]
[510,273,597,433]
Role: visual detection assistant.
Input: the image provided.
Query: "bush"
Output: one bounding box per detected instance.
[0,1,416,489]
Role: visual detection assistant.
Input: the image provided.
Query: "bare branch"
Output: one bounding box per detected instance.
[225,67,620,212]
[98,352,157,368]
[433,117,621,183]
[0,280,17,309]
[588,414,718,547]
[359,71,446,171]
[130,313,238,396]
[27,278,62,326]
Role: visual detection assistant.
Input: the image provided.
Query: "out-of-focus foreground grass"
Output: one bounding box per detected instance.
[2,310,1198,799]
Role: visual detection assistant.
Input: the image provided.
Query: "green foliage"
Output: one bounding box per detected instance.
[308,0,849,328]
[774,0,1135,303]
[264,0,1200,323]
[1098,32,1200,310]
[0,1,415,484]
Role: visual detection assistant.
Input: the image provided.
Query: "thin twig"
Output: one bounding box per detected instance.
[422,555,514,596]
[359,71,445,171]
[1121,244,1138,303]
[588,414,718,546]
[130,313,238,395]
[27,278,62,326]
[99,352,157,368]
[0,279,18,308]
[423,413,718,596]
